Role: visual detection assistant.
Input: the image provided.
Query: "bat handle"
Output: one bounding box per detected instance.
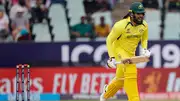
[115,61,122,64]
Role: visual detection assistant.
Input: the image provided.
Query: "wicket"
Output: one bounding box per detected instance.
[16,64,30,101]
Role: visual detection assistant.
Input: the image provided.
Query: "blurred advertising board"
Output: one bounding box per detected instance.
[0,93,60,101]
[0,67,116,94]
[0,67,180,100]
[0,40,180,68]
[139,68,180,100]
[139,68,180,93]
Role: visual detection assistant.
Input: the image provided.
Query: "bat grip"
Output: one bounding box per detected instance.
[115,61,122,64]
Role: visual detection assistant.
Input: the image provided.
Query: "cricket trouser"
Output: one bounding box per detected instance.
[103,48,140,101]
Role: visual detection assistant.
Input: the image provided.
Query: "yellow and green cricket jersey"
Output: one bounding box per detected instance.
[106,17,148,57]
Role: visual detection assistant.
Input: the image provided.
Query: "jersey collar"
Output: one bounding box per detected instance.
[127,17,145,26]
[127,17,133,26]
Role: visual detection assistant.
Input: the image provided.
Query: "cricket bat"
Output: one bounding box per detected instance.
[115,56,150,64]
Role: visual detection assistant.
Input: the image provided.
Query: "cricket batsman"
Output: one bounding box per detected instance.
[100,2,151,101]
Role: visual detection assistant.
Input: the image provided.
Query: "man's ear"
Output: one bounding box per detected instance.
[129,12,133,18]
[128,10,133,17]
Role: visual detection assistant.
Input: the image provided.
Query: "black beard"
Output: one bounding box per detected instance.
[134,18,143,25]
[132,15,143,25]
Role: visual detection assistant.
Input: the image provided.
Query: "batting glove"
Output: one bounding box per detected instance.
[141,48,151,57]
[107,57,116,68]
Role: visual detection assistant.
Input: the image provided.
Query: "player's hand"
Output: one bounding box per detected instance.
[107,57,116,68]
[121,59,132,64]
[141,48,151,57]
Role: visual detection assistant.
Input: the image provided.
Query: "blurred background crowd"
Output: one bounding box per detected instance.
[0,0,179,43]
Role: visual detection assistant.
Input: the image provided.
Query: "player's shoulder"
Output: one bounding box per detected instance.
[113,18,129,28]
[142,20,148,27]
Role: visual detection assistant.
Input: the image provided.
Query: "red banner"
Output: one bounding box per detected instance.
[0,67,117,94]
[139,68,180,93]
[0,67,180,95]
[140,92,180,100]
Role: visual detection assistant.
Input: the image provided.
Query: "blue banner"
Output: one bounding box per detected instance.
[0,41,179,68]
[0,93,60,101]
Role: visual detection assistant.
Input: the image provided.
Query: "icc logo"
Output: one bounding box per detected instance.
[143,71,162,93]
